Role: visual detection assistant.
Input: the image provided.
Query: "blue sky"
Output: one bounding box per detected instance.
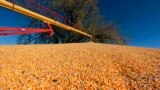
[0,0,160,48]
[0,7,29,45]
[100,0,160,48]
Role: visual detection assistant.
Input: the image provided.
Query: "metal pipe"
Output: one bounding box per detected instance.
[0,0,92,40]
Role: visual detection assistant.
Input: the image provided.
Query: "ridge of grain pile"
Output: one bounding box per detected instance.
[0,43,160,90]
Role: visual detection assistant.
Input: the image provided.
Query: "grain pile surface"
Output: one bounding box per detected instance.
[0,43,160,90]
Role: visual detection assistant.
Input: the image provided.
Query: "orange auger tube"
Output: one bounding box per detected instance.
[0,0,92,41]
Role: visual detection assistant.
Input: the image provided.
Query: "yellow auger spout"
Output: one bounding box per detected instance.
[0,0,92,41]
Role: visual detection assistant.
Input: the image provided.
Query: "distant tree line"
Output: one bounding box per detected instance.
[17,0,126,44]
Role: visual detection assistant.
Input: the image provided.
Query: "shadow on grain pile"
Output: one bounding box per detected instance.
[0,43,160,90]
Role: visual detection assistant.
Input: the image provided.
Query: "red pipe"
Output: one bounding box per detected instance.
[0,24,53,36]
